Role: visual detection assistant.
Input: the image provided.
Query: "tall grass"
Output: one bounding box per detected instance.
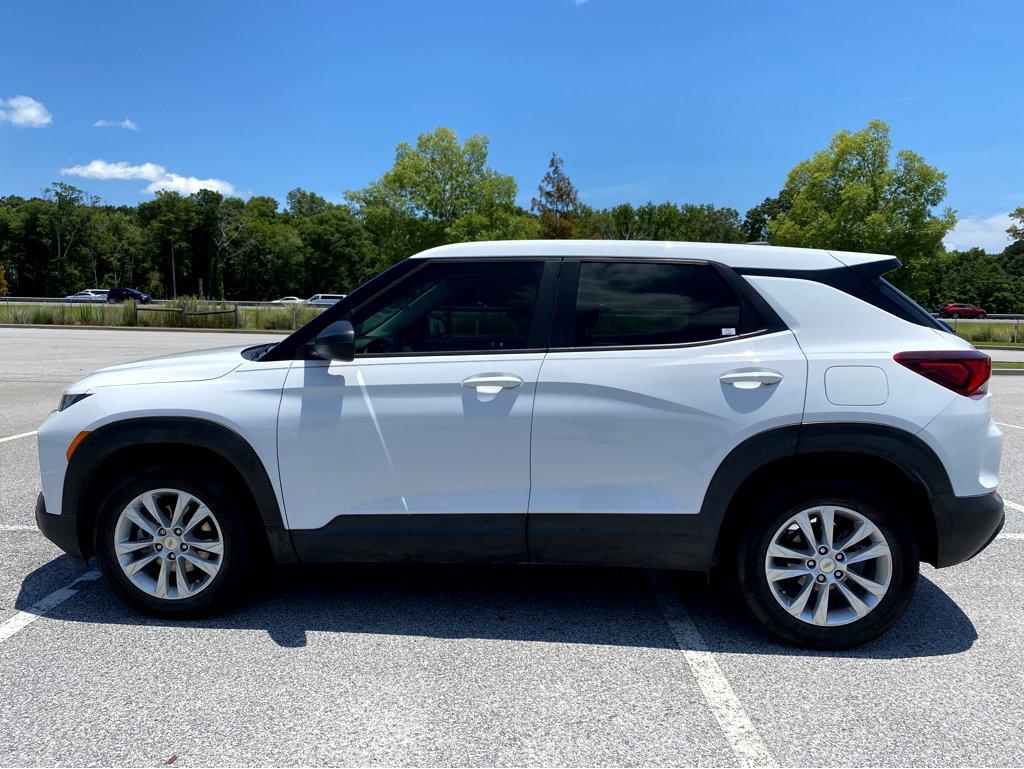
[948,320,1024,345]
[0,298,322,331]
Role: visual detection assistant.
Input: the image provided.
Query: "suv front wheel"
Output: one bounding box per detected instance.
[95,465,254,616]
[737,484,918,648]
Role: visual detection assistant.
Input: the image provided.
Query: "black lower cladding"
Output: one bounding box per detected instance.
[290,514,528,563]
[34,492,87,564]
[529,513,703,569]
[291,512,703,569]
[930,490,1004,567]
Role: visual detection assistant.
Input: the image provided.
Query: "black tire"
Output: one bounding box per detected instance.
[736,482,918,649]
[978,313,987,319]
[951,312,960,318]
[94,464,255,617]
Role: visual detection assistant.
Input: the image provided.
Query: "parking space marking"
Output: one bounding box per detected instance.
[0,430,37,444]
[996,421,1024,430]
[1000,532,1024,540]
[0,570,100,644]
[1004,499,1024,514]
[0,525,37,531]
[647,571,778,768]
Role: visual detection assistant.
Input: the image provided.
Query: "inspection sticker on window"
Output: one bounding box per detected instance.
[721,327,737,336]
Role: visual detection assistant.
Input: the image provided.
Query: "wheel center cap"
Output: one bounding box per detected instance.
[162,536,179,551]
[818,557,835,573]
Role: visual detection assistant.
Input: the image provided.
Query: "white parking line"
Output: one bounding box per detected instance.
[647,571,778,768]
[0,525,36,531]
[996,422,1024,430]
[0,570,100,644]
[0,430,37,444]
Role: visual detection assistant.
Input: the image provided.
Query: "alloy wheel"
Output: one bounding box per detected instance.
[763,505,892,627]
[113,488,225,600]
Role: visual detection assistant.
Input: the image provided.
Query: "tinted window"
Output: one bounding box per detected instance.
[571,262,754,347]
[347,261,544,355]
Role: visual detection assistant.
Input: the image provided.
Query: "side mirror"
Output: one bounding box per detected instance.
[311,320,355,362]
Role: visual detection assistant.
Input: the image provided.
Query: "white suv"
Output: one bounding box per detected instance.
[35,241,1004,648]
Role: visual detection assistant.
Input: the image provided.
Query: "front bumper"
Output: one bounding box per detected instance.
[930,490,1004,567]
[35,492,87,565]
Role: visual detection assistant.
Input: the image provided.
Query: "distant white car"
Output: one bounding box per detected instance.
[271,296,304,305]
[64,289,108,303]
[307,293,346,307]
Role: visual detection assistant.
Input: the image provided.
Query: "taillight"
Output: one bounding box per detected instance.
[894,350,991,396]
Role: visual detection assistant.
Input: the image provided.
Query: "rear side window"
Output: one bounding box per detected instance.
[570,262,757,347]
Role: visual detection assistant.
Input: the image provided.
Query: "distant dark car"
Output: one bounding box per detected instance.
[106,287,151,304]
[936,302,987,319]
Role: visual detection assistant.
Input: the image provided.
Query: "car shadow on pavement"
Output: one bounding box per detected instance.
[17,557,976,659]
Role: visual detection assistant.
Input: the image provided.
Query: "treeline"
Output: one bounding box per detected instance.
[1,121,1022,309]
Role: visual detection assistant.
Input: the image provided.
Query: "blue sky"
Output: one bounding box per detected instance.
[2,0,1021,250]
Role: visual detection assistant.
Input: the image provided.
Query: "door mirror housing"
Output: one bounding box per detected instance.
[311,320,355,362]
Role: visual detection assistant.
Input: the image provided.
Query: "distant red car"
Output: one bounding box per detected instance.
[936,302,987,319]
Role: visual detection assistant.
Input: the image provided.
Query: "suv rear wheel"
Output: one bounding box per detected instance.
[95,465,254,616]
[736,483,918,648]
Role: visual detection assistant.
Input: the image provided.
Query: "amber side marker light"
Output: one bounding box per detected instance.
[66,431,91,461]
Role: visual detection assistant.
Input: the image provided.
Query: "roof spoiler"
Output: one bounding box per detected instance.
[827,250,901,281]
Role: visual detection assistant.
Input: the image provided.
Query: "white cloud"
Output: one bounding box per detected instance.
[94,118,139,130]
[62,160,167,181]
[61,158,235,196]
[944,212,1013,253]
[144,173,235,195]
[0,95,52,127]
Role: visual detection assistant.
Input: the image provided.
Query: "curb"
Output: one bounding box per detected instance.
[992,369,1024,376]
[0,324,289,335]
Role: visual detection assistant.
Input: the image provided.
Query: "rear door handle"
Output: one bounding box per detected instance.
[462,374,523,395]
[719,370,784,389]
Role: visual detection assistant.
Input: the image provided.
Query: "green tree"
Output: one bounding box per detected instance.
[0,263,8,295]
[137,191,196,298]
[286,189,380,294]
[579,202,744,242]
[1007,207,1024,243]
[42,182,99,292]
[770,120,955,294]
[742,192,791,243]
[348,127,538,264]
[92,209,145,288]
[532,153,580,239]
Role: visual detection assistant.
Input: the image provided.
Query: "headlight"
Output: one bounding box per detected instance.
[59,392,92,411]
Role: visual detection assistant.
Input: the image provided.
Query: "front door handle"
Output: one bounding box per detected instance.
[462,374,523,396]
[720,370,784,389]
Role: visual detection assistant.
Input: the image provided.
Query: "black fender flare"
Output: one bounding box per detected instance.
[64,416,298,563]
[699,422,953,567]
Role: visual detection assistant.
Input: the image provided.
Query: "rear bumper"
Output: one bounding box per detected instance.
[930,490,1004,567]
[35,492,87,564]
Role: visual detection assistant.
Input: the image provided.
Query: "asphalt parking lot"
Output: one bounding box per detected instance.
[1,327,1022,767]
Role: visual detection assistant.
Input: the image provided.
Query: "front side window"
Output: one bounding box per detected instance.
[347,261,544,355]
[570,261,755,347]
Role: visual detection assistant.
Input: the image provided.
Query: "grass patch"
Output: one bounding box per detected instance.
[992,360,1024,370]
[0,300,323,330]
[948,320,1024,345]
